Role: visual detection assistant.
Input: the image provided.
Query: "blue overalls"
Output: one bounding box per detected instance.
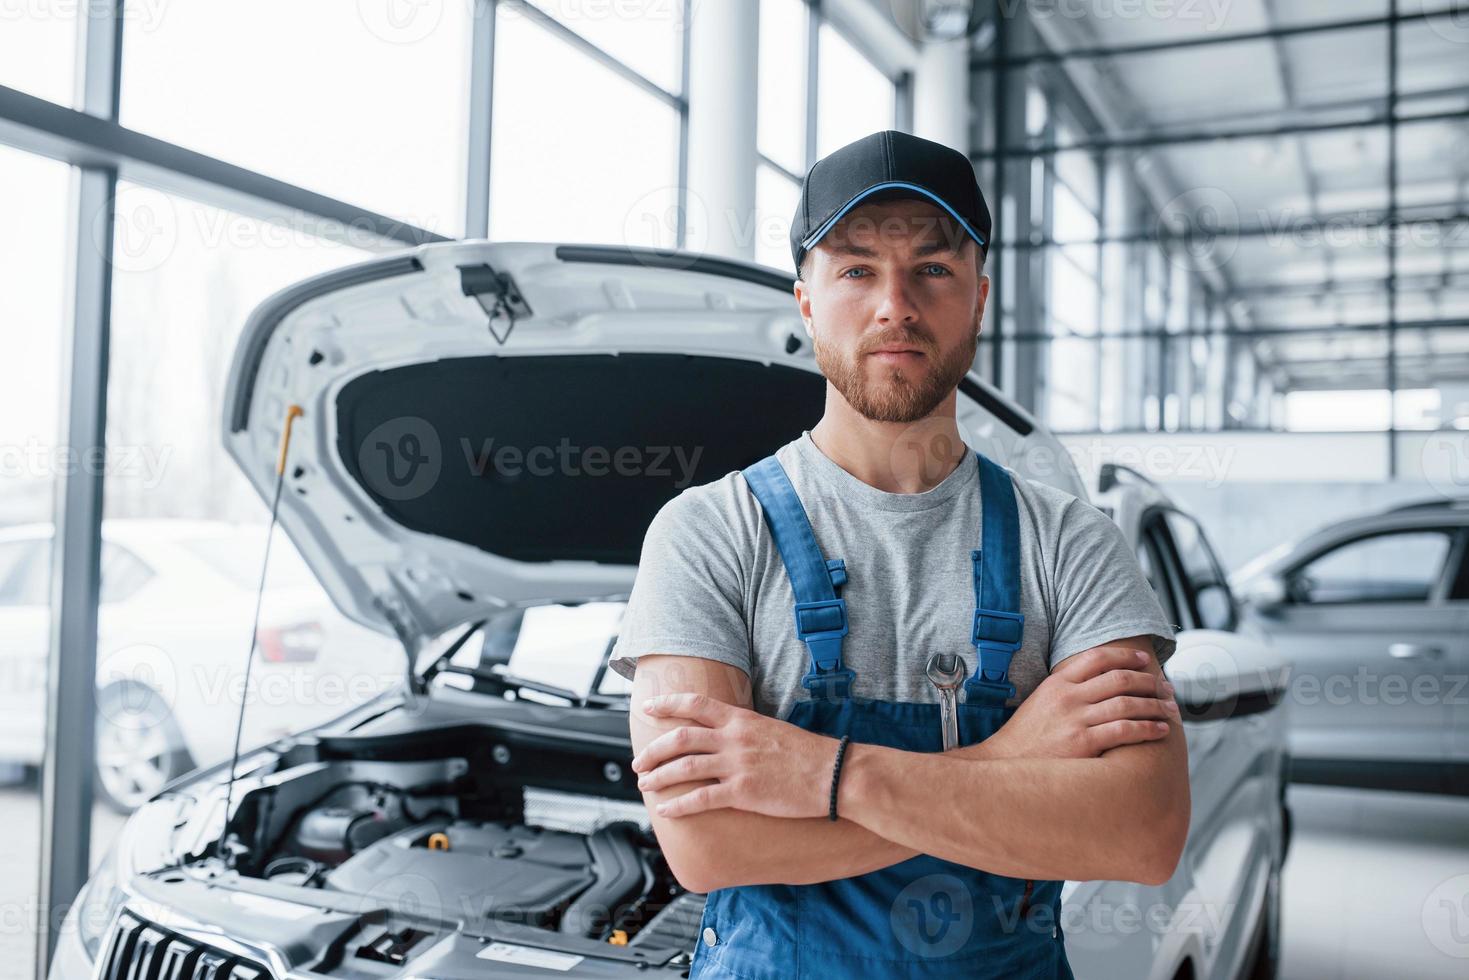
[688,449,1074,979]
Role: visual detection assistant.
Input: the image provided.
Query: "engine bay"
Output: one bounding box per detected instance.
[118,695,705,977]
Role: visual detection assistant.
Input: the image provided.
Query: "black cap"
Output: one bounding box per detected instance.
[790,129,991,274]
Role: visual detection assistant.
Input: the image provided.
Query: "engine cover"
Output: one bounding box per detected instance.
[325,820,596,927]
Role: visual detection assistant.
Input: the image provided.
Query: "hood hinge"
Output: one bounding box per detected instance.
[459,263,533,346]
[373,588,427,700]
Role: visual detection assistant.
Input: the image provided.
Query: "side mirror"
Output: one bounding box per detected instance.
[1240,575,1287,612]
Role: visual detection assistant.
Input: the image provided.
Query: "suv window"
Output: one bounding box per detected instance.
[1162,510,1236,631]
[0,539,48,607]
[1288,529,1455,604]
[1137,523,1181,629]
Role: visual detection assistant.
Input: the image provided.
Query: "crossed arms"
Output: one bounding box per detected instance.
[628,638,1190,894]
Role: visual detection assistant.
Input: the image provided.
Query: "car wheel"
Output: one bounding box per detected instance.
[93,686,191,814]
[1244,861,1281,980]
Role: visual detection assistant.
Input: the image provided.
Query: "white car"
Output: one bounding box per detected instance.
[52,241,1289,980]
[1091,464,1291,980]
[0,520,402,811]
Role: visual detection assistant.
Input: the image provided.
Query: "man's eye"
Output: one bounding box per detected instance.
[840,268,868,279]
[922,264,952,276]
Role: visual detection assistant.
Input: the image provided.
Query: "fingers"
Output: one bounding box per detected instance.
[632,724,721,774]
[1054,644,1153,682]
[1075,666,1171,705]
[641,692,735,727]
[1085,718,1173,754]
[655,782,733,818]
[636,752,724,793]
[1085,694,1180,727]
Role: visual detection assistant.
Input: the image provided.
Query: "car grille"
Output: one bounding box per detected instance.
[97,910,273,980]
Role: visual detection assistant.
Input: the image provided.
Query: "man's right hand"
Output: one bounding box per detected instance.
[969,644,1178,761]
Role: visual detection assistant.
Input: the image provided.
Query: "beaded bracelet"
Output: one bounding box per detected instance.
[828,735,851,822]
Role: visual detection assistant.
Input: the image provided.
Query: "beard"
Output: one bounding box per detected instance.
[812,324,979,424]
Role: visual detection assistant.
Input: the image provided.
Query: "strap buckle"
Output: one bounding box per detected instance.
[794,598,848,668]
[970,607,1023,697]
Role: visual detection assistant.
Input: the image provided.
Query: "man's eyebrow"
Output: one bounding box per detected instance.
[827,241,962,259]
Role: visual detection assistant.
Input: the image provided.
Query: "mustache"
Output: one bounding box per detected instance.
[860,332,933,355]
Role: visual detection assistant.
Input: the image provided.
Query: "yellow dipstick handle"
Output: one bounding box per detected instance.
[427,832,450,851]
[277,404,304,476]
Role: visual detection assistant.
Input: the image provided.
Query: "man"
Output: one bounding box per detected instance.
[606,130,1188,979]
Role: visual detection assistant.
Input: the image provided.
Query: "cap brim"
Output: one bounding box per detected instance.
[800,180,987,253]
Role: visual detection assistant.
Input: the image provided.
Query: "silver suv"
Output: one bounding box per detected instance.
[1232,498,1469,795]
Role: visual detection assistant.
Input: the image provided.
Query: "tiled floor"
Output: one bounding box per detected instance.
[1279,784,1469,980]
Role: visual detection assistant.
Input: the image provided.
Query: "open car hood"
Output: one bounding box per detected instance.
[222,241,1087,653]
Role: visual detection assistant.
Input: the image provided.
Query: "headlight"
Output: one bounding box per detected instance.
[68,796,188,961]
[73,847,124,960]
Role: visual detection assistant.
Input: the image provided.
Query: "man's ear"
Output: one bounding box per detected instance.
[794,279,814,338]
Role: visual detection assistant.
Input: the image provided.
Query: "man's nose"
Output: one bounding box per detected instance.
[874,273,920,325]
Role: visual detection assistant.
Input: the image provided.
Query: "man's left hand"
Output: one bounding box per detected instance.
[631,693,837,819]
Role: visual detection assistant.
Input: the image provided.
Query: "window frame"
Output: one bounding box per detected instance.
[1282,524,1463,607]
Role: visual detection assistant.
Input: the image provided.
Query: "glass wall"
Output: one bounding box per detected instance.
[0,144,70,980]
[973,7,1469,436]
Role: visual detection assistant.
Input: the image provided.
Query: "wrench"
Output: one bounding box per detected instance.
[925,653,966,751]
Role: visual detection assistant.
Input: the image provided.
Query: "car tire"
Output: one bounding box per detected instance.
[93,684,191,814]
[1244,861,1282,980]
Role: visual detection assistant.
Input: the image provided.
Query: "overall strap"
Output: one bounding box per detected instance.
[742,455,854,701]
[965,453,1025,705]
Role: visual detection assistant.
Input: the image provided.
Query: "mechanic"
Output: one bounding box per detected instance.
[607,130,1189,979]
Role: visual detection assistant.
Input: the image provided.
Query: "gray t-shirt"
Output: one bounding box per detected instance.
[609,430,1176,722]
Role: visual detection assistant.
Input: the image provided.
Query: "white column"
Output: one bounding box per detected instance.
[686,0,760,260]
[911,35,969,156]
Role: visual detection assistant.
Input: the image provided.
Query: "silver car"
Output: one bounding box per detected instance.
[1232,498,1469,795]
[53,241,1290,980]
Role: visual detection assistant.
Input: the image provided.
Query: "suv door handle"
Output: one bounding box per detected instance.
[1389,643,1444,660]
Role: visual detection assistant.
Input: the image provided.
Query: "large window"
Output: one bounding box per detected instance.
[756,2,898,273]
[0,3,76,106]
[0,145,70,980]
[488,4,681,248]
[120,0,473,235]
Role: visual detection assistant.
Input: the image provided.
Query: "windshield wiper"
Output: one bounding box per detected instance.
[439,662,627,709]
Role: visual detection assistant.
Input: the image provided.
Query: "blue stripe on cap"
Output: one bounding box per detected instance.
[800,180,987,253]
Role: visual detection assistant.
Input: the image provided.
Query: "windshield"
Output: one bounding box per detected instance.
[429,601,632,700]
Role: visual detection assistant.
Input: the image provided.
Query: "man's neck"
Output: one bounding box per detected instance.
[808,410,968,495]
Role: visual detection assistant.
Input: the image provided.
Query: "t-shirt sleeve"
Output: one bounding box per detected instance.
[607,490,752,683]
[1048,496,1178,669]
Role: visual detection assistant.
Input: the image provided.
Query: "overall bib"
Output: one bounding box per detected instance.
[689,450,1074,980]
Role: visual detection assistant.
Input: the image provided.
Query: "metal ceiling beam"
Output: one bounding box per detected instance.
[971,106,1469,158]
[999,317,1469,342]
[997,210,1469,248]
[971,5,1463,69]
